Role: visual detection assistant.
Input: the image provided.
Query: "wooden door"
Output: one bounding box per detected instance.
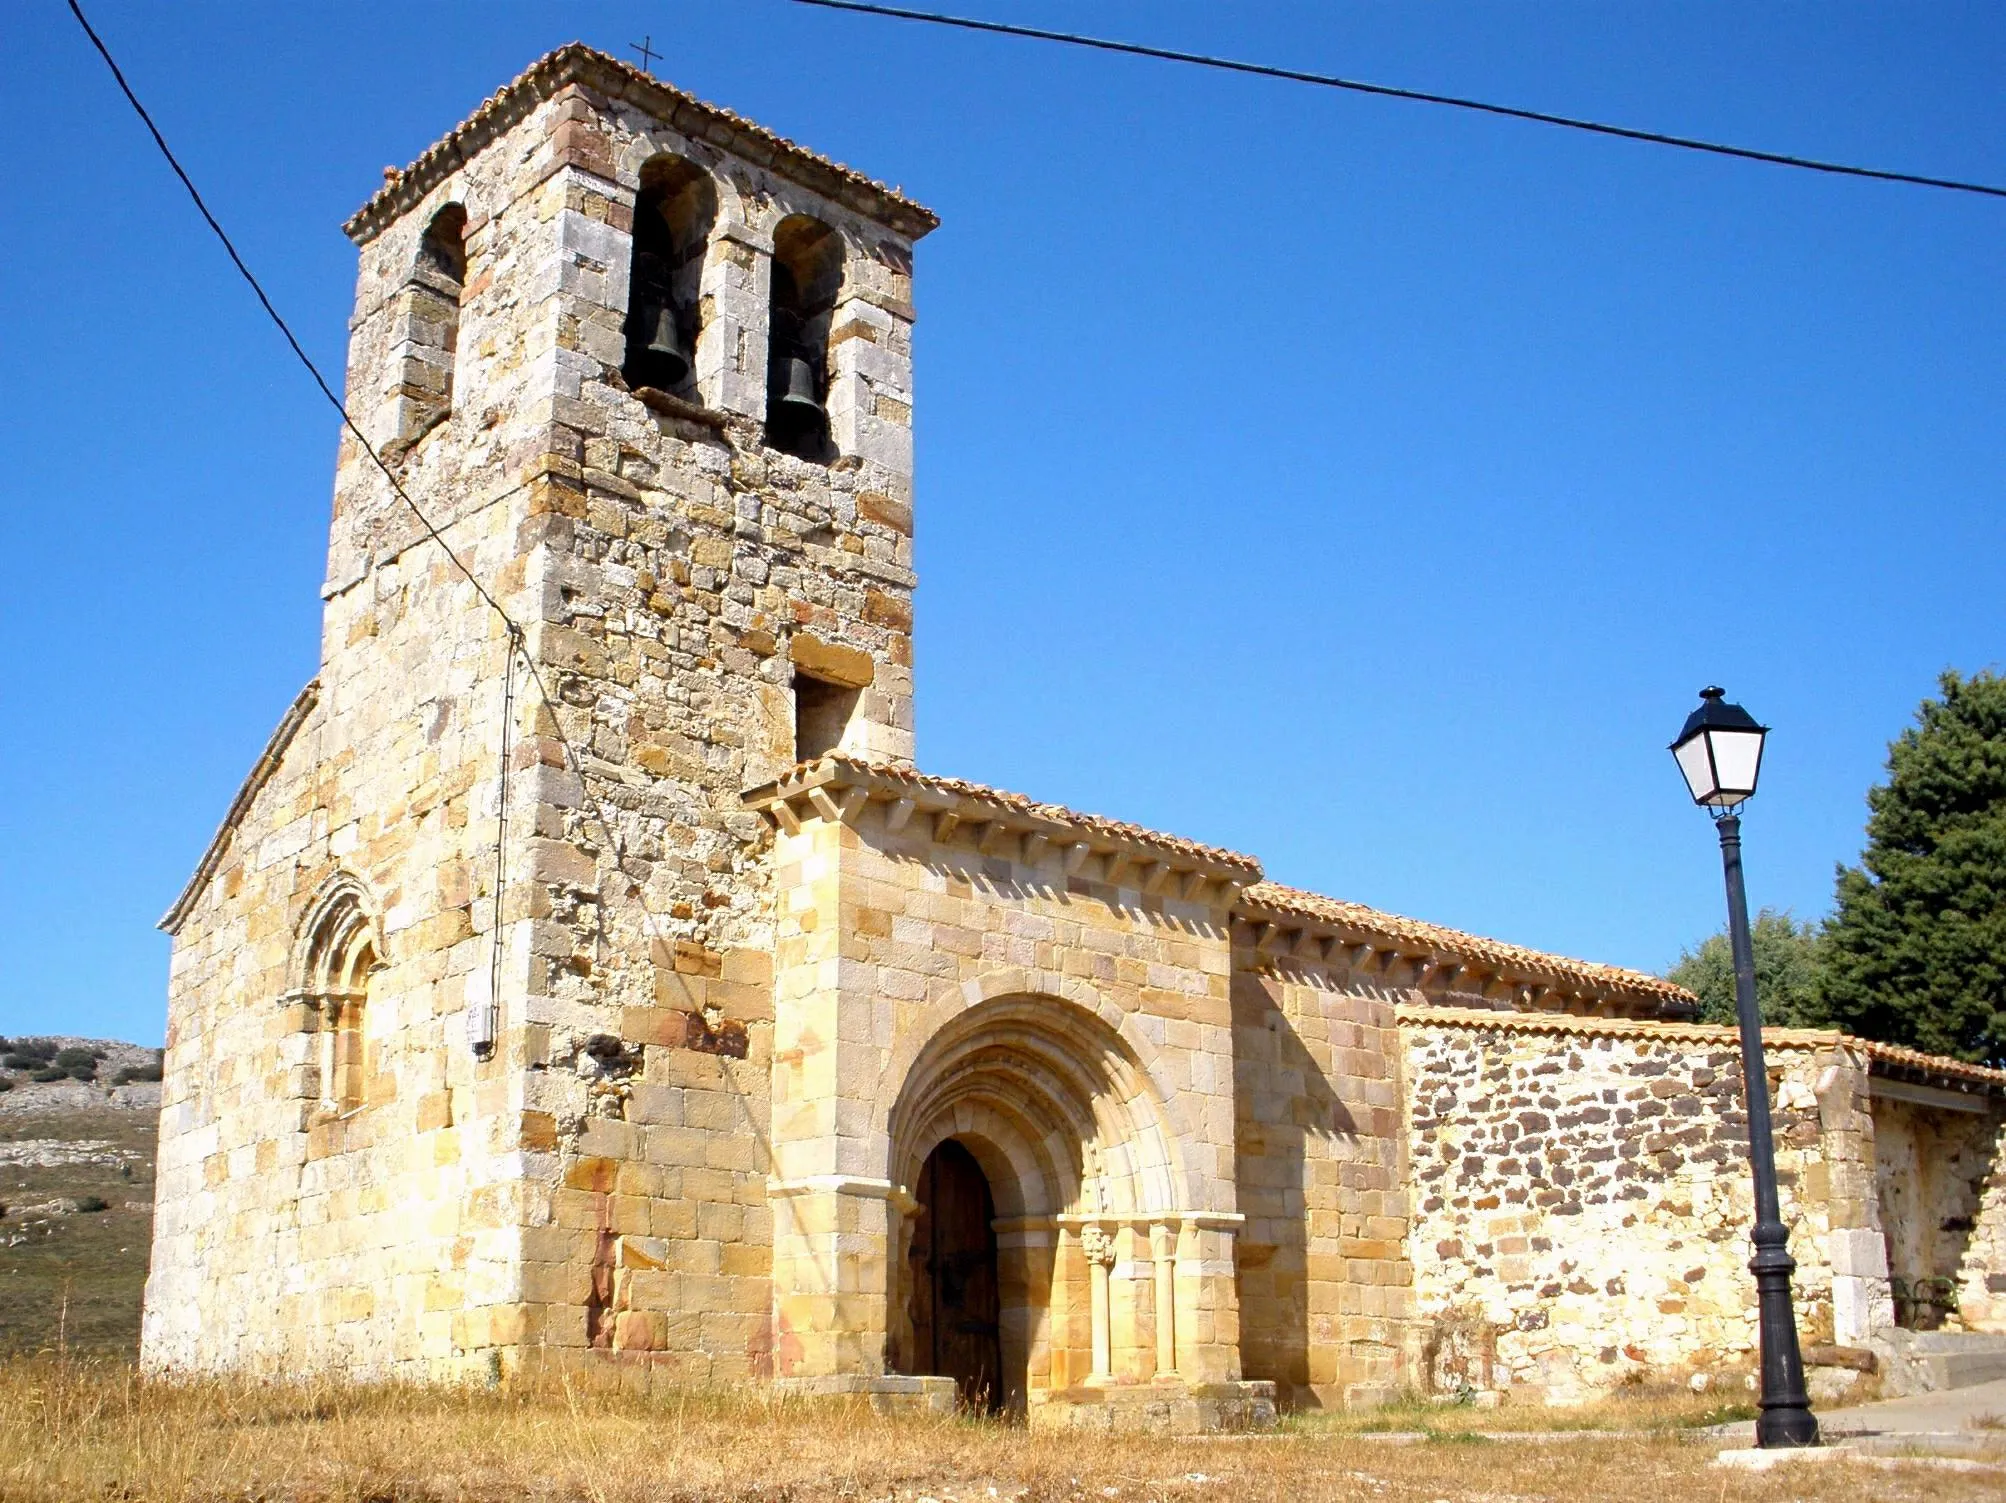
[910,1139,1002,1412]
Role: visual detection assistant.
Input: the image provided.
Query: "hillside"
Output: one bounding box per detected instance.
[0,1037,161,1356]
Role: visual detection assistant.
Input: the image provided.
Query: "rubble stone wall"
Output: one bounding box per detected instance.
[1401,1013,1867,1402]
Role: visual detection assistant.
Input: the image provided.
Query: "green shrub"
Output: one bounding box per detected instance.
[1,1055,34,1071]
[112,1062,163,1085]
[10,1040,56,1063]
[30,1067,67,1083]
[75,1196,110,1214]
[53,1047,96,1070]
[0,1076,12,1093]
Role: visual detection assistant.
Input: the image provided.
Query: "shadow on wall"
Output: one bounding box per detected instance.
[1873,1093,2006,1332]
[1231,965,1361,1410]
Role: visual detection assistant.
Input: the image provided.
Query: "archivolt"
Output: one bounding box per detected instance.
[887,994,1184,1220]
[293,872,380,997]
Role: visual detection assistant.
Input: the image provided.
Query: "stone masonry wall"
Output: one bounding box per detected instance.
[1230,950,1410,1411]
[1402,1013,1860,1402]
[744,767,1254,1417]
[1871,1091,2006,1333]
[146,488,532,1376]
[495,79,927,1376]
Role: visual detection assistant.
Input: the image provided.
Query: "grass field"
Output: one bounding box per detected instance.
[0,1090,1994,1500]
[0,1100,156,1357]
[0,1359,1998,1503]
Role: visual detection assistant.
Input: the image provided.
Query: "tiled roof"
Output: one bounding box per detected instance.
[1396,1004,2006,1097]
[1855,1037,2006,1093]
[1395,1003,1828,1047]
[344,43,939,245]
[1243,880,1693,1007]
[743,756,1264,876]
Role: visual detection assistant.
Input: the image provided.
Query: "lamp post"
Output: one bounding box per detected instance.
[1670,687,1819,1448]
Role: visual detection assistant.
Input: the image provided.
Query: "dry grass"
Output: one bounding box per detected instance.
[1287,1385,1756,1436]
[0,1358,1996,1503]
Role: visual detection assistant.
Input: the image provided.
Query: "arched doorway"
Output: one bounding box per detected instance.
[906,1139,1002,1412]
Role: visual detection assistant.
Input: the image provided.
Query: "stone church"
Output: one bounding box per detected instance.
[145,45,2006,1428]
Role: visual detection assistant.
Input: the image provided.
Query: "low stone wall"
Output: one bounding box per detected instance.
[1400,1008,1870,1403]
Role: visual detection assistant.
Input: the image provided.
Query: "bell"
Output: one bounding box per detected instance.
[639,302,691,388]
[627,251,690,390]
[771,352,823,423]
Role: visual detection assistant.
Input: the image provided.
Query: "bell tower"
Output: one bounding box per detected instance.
[328,45,935,979]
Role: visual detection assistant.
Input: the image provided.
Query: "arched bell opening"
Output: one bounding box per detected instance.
[623,155,717,398]
[765,214,842,460]
[885,996,1189,1413]
[389,203,467,446]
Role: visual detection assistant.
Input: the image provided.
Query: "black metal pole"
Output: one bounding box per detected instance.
[1716,813,1819,1447]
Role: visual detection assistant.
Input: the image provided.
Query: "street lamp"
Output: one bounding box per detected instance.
[1670,687,1819,1448]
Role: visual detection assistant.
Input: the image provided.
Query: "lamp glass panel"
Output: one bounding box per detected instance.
[1673,735,1718,804]
[1708,727,1765,798]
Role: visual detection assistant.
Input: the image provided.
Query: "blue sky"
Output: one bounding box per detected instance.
[2,3,2000,1045]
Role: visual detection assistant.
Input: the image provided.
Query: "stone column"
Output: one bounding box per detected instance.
[825,287,911,475]
[1151,1221,1178,1376]
[1082,1224,1115,1382]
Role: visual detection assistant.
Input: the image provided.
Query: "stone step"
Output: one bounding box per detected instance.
[1888,1330,2006,1392]
[1898,1330,2006,1356]
[1935,1348,2006,1389]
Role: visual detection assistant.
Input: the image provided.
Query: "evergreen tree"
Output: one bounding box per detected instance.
[1817,669,2006,1064]
[1667,909,1824,1028]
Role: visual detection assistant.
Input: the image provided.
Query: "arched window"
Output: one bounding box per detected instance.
[766,214,843,460]
[294,877,380,1116]
[623,156,716,396]
[391,204,467,446]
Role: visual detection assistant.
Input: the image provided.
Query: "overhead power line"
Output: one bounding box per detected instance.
[65,0,506,618]
[66,0,673,968]
[784,0,2006,202]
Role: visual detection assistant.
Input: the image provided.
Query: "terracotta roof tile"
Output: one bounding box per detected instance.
[345,43,938,244]
[1244,880,1692,1007]
[1396,1004,2006,1097]
[1395,1003,1826,1047]
[1854,1037,2006,1093]
[744,756,1263,875]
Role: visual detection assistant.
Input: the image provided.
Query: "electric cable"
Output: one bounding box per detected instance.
[67,0,679,966]
[784,0,2006,202]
